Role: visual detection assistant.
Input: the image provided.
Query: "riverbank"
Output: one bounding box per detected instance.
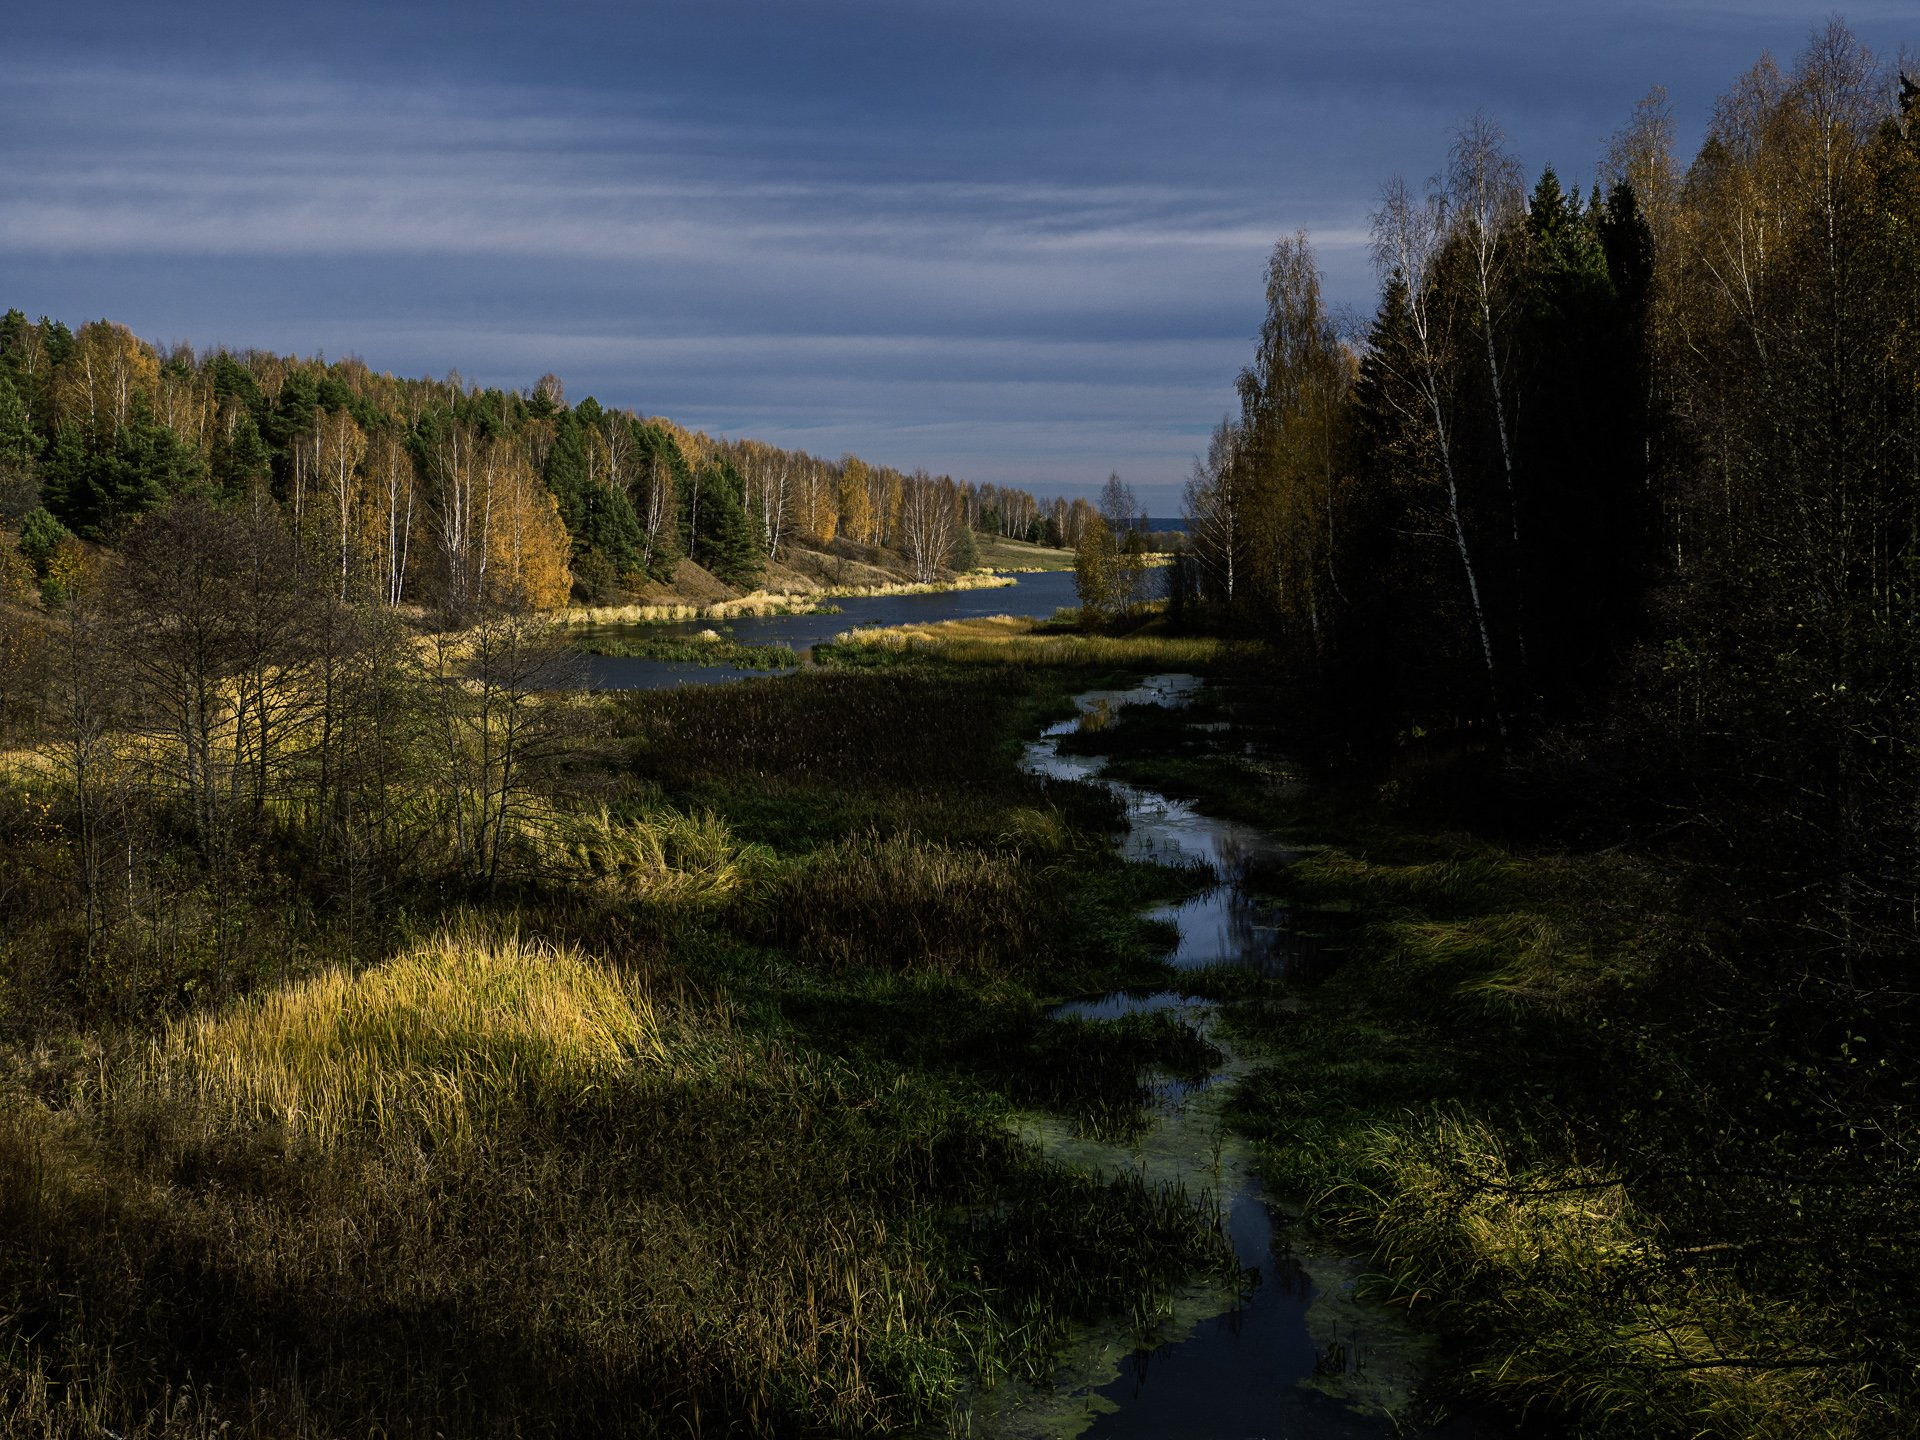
[1055,680,1913,1439]
[558,568,1015,628]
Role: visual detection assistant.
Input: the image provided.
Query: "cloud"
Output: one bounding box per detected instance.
[5,3,1916,496]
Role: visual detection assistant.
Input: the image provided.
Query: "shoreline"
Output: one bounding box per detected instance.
[555,570,1018,628]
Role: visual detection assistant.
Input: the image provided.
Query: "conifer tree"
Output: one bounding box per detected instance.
[0,370,37,519]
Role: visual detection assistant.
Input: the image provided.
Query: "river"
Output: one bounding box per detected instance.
[578,568,1081,688]
[962,674,1474,1440]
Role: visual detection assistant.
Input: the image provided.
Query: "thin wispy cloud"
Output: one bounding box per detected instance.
[3,3,1911,502]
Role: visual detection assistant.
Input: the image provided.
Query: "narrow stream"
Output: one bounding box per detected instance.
[963,674,1464,1440]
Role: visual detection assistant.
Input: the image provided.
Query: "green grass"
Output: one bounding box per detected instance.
[974,534,1078,572]
[571,627,802,668]
[1,640,1255,1438]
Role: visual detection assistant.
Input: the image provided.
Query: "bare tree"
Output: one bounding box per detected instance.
[429,610,583,887]
[1447,112,1530,660]
[1185,416,1243,605]
[899,470,960,582]
[1372,174,1508,739]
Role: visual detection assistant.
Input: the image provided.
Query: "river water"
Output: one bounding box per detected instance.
[579,568,1081,688]
[964,675,1469,1440]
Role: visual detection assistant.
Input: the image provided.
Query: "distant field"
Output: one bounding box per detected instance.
[976,534,1077,571]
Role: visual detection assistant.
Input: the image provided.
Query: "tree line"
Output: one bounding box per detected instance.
[1182,20,1920,1012]
[0,320,1085,614]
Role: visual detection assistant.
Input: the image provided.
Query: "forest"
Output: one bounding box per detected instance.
[0,308,1106,616]
[3,15,1919,1440]
[1162,18,1920,1436]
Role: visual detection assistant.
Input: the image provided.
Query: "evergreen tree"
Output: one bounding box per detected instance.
[627,420,685,583]
[545,408,645,584]
[1512,169,1656,714]
[41,403,208,539]
[680,457,763,589]
[0,370,37,520]
[211,411,272,506]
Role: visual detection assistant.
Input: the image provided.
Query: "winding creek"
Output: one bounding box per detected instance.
[964,675,1468,1440]
[582,587,1467,1435]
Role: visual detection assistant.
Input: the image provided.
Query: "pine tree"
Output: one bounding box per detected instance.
[0,370,37,519]
[682,457,764,589]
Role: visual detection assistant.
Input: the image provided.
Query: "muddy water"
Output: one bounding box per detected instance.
[965,675,1457,1439]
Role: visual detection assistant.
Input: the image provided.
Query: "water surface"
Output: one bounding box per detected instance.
[581,568,1080,688]
[972,676,1462,1439]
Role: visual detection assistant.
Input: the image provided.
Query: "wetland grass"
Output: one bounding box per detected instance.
[149,926,664,1148]
[829,612,1248,670]
[2,647,1248,1438]
[571,628,802,668]
[1216,825,1909,1438]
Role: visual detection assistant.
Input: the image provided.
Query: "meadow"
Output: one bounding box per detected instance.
[0,642,1243,1438]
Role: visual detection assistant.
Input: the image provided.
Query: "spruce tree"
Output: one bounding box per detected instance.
[0,371,37,520]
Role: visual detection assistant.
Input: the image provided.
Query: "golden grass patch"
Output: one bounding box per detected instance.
[149,927,662,1147]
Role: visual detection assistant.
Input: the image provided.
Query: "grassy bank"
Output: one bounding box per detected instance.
[974,535,1078,572]
[557,571,1013,628]
[0,646,1245,1437]
[1069,689,1918,1438]
[827,611,1253,671]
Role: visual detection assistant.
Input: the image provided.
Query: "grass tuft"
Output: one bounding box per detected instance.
[544,803,774,907]
[150,927,663,1147]
[762,831,1040,977]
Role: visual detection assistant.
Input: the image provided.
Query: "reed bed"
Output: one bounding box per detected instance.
[761,830,1040,977]
[540,802,774,907]
[1344,1110,1885,1439]
[1233,830,1904,1438]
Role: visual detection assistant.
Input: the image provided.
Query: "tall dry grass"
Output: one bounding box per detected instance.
[1348,1110,1884,1439]
[558,573,1013,628]
[534,802,775,907]
[839,613,1243,668]
[147,927,663,1147]
[761,831,1040,977]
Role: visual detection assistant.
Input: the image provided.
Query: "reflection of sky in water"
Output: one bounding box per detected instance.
[1021,674,1309,976]
[1048,990,1200,1023]
[1012,681,1452,1439]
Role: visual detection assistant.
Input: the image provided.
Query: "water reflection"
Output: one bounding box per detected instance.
[1020,674,1310,979]
[998,680,1466,1440]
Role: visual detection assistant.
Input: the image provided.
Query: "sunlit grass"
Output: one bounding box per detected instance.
[558,573,1014,628]
[149,926,664,1147]
[539,802,775,907]
[1346,1110,1881,1438]
[835,613,1247,668]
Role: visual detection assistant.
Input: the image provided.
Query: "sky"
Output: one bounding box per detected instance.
[2,3,1914,508]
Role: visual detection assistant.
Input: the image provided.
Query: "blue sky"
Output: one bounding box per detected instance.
[2,3,1912,506]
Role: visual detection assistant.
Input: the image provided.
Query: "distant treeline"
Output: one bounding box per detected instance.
[1183,20,1920,1001]
[0,319,1097,612]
